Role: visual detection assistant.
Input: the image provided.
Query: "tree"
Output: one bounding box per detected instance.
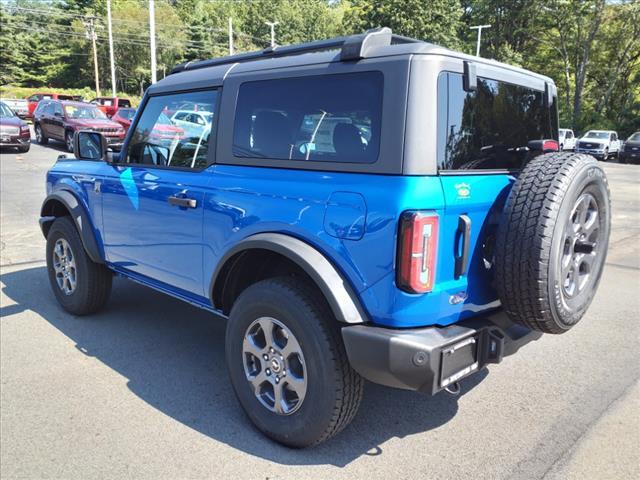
[343,0,464,49]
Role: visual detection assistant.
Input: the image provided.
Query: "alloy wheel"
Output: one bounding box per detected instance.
[242,317,307,415]
[561,193,600,298]
[53,238,77,295]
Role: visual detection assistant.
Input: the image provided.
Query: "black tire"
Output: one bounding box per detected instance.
[17,144,30,153]
[495,152,611,334]
[46,216,112,315]
[225,277,363,448]
[65,130,74,152]
[602,147,609,161]
[34,124,47,145]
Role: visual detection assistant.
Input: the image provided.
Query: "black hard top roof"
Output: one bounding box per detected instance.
[151,27,553,94]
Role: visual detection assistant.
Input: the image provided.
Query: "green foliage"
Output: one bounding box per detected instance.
[344,0,463,48]
[0,0,637,136]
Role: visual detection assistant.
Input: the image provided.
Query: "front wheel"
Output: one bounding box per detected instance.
[225,277,363,448]
[46,216,112,315]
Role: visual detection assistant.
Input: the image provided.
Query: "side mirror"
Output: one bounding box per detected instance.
[73,130,109,161]
[54,111,63,117]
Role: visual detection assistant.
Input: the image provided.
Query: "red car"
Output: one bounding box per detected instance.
[0,101,31,152]
[112,107,184,143]
[33,100,125,152]
[90,97,132,118]
[111,107,136,132]
[25,92,75,119]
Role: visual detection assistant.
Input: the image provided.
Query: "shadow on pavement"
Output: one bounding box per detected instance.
[1,265,488,466]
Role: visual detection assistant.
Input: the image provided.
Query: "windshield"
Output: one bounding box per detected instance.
[0,103,16,117]
[584,131,609,139]
[628,133,640,142]
[64,105,107,119]
[118,108,136,120]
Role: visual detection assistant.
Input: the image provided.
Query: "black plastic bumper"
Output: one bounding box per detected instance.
[341,311,541,395]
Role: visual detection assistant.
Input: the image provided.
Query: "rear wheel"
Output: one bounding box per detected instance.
[35,124,47,145]
[225,277,363,447]
[495,153,610,334]
[65,130,74,152]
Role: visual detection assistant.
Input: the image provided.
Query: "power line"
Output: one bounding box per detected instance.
[2,4,268,44]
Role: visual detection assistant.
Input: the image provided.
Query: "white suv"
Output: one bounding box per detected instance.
[558,128,576,151]
[576,130,621,160]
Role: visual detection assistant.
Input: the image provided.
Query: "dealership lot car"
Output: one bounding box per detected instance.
[576,130,621,160]
[619,132,640,164]
[39,28,611,448]
[33,100,125,152]
[0,101,31,152]
[558,128,576,151]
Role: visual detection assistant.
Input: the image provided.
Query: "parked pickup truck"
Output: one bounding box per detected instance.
[89,97,132,118]
[40,28,611,448]
[558,128,576,151]
[576,130,621,160]
[0,98,29,119]
[25,92,75,120]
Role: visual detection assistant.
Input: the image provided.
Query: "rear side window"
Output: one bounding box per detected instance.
[119,99,131,108]
[125,90,217,169]
[233,72,383,164]
[437,72,558,170]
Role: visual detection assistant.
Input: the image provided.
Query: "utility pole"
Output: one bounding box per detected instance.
[265,21,279,48]
[228,17,233,55]
[84,17,100,97]
[106,0,116,96]
[149,0,157,84]
[470,24,491,57]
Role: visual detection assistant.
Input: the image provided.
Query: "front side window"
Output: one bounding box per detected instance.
[126,90,217,169]
[233,72,383,164]
[437,72,558,170]
[53,103,63,116]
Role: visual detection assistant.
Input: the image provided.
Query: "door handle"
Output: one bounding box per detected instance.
[454,214,471,279]
[168,195,197,209]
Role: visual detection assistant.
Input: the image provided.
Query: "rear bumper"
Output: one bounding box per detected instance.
[341,311,541,395]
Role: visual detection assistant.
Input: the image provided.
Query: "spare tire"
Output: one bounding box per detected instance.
[495,152,611,334]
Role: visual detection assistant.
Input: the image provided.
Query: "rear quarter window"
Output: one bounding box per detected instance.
[437,72,558,171]
[232,71,383,164]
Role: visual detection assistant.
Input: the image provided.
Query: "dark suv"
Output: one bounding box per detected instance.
[40,28,611,447]
[33,100,125,152]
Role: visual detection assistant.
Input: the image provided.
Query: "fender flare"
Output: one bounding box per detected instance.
[211,233,368,324]
[40,190,104,264]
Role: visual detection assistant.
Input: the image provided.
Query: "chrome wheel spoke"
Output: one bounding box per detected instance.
[243,336,265,359]
[257,317,275,345]
[273,381,285,414]
[248,370,269,394]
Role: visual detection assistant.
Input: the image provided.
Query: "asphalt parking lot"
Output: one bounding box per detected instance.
[1,138,639,479]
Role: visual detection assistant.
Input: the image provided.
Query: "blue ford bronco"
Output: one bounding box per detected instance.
[41,28,610,447]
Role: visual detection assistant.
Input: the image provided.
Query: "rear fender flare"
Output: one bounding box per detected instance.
[210,233,367,324]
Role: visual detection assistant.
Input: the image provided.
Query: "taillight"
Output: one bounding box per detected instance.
[397,211,439,293]
[542,140,559,151]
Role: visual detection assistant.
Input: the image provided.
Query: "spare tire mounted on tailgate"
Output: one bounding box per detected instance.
[495,152,611,334]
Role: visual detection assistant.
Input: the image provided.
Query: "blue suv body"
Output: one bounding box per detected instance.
[41,29,610,447]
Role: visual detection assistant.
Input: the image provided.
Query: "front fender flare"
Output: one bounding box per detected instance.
[40,190,104,264]
[211,233,368,324]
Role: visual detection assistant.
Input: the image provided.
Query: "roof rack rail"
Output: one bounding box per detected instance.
[170,27,421,75]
